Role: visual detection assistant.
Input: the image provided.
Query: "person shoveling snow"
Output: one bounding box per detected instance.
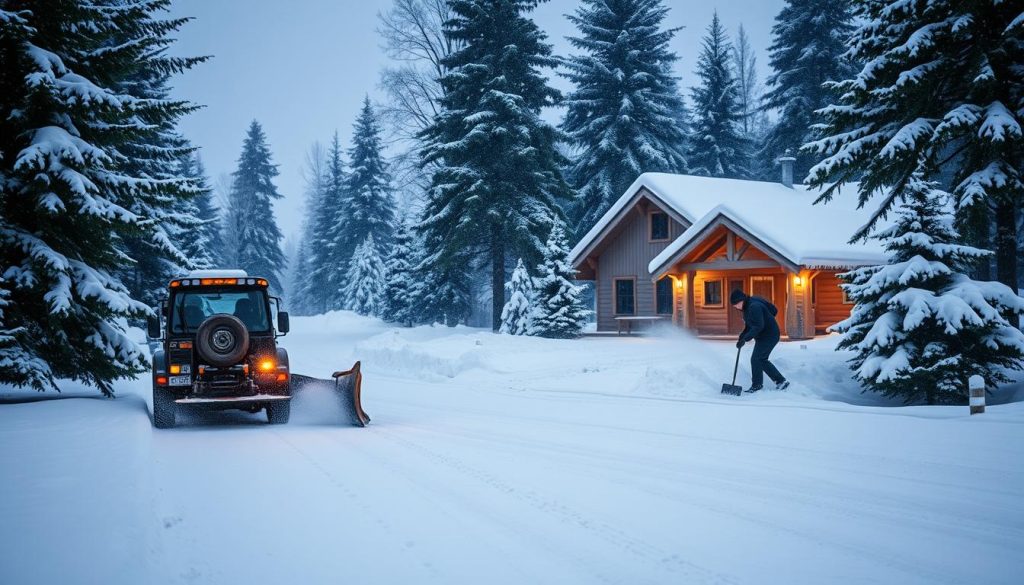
[731,289,790,393]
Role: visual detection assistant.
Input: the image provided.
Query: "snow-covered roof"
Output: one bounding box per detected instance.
[569,173,887,276]
[186,269,249,279]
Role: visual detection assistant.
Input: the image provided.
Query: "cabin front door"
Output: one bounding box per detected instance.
[727,279,745,334]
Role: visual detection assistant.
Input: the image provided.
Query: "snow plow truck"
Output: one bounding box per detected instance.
[147,270,369,428]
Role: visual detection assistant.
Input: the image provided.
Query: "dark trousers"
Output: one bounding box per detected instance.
[751,335,784,387]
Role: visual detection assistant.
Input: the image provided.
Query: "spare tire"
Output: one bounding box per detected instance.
[196,314,249,366]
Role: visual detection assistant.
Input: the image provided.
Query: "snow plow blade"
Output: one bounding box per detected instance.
[332,362,370,427]
[290,362,370,427]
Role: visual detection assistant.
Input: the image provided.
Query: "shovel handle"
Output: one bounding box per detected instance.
[732,346,742,386]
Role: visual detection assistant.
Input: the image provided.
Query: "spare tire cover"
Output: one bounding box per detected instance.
[195,314,250,367]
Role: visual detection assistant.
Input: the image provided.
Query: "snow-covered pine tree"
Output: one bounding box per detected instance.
[529,224,589,339]
[304,134,350,312]
[177,152,220,271]
[561,0,688,236]
[688,12,751,179]
[410,233,474,327]
[383,218,418,326]
[832,177,1024,404]
[420,0,571,331]
[335,98,395,273]
[113,13,208,307]
[342,234,387,317]
[499,258,535,335]
[806,1,1024,298]
[761,0,855,182]
[225,121,287,292]
[0,0,203,394]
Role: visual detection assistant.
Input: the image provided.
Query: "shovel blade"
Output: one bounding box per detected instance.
[720,383,743,396]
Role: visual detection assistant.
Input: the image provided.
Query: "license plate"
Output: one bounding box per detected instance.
[168,375,191,386]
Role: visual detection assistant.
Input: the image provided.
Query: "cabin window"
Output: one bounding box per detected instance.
[656,277,674,315]
[614,278,636,315]
[649,212,670,241]
[750,276,774,302]
[703,279,723,307]
[842,287,854,304]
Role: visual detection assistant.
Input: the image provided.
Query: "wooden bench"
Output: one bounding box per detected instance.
[614,316,669,335]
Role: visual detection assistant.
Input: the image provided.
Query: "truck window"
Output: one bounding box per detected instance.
[170,289,271,334]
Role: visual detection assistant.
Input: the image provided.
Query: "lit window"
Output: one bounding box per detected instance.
[704,279,723,306]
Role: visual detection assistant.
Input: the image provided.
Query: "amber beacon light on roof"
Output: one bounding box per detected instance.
[169,277,269,288]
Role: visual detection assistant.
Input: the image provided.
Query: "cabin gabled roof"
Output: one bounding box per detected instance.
[569,173,887,274]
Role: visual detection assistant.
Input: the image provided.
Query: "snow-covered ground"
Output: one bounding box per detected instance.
[2,312,1023,585]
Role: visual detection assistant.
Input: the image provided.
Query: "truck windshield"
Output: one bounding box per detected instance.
[169,289,271,334]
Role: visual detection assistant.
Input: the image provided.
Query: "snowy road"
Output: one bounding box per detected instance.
[2,313,1023,584]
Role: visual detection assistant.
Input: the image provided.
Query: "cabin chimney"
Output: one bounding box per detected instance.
[779,150,796,188]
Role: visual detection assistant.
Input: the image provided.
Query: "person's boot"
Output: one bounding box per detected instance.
[774,379,790,391]
[744,385,763,393]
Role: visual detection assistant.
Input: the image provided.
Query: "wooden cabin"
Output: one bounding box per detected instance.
[569,170,886,339]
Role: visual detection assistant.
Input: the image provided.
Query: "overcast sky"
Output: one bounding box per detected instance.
[166,0,786,247]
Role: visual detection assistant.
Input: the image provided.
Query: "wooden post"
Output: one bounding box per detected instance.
[969,376,985,415]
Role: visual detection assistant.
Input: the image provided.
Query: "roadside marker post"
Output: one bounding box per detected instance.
[969,375,985,415]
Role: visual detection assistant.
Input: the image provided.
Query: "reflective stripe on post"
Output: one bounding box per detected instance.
[969,375,985,415]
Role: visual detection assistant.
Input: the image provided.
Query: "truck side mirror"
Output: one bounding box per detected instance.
[147,315,161,340]
[277,311,290,334]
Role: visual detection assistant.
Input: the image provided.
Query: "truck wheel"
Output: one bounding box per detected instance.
[195,314,249,366]
[153,386,176,429]
[266,400,290,424]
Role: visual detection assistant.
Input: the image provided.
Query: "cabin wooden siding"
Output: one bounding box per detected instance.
[594,203,686,331]
[692,268,788,335]
[813,271,853,333]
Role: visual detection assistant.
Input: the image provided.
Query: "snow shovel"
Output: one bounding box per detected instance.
[333,361,371,427]
[721,347,743,396]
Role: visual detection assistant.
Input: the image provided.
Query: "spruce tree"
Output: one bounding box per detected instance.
[561,0,688,236]
[832,177,1024,404]
[761,0,855,182]
[306,134,348,312]
[225,121,286,291]
[806,1,1024,297]
[688,12,750,178]
[420,0,571,332]
[410,234,474,327]
[529,224,589,338]
[178,152,220,271]
[0,0,202,394]
[342,234,387,317]
[383,218,418,326]
[499,258,535,335]
[336,98,395,274]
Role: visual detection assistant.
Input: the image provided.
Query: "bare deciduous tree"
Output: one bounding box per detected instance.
[377,0,459,205]
[733,24,760,135]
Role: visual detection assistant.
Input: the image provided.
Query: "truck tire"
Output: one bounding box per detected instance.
[195,314,249,366]
[266,400,290,424]
[153,386,176,429]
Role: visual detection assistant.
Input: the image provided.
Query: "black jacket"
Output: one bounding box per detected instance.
[739,296,780,342]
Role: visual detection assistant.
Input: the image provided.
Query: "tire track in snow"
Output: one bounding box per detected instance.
[267,428,446,581]
[371,395,1021,583]
[369,425,740,585]
[313,427,605,585]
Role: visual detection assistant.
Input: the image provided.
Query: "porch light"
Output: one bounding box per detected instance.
[793,275,803,286]
[675,278,684,289]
